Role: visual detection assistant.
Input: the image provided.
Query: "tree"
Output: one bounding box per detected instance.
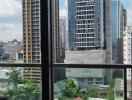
[5,69,41,100]
[87,89,99,98]
[107,88,114,100]
[107,80,115,100]
[6,69,24,86]
[62,79,78,97]
[112,69,123,79]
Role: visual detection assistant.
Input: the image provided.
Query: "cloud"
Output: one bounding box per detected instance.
[0,0,22,41]
[64,0,68,8]
[0,23,22,42]
[60,9,67,17]
[59,0,68,30]
[0,0,22,17]
[127,9,132,26]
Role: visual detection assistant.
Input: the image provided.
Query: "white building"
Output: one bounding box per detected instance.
[16,51,23,63]
[123,26,132,80]
[114,78,124,100]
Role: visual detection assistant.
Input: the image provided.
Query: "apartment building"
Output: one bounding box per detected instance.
[22,0,41,82]
[123,26,132,80]
[23,0,41,64]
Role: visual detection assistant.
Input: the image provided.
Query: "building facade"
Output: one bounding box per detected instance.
[68,0,76,50]
[52,0,65,82]
[67,0,112,87]
[65,50,106,88]
[59,17,66,60]
[0,42,4,59]
[4,40,22,60]
[123,26,132,80]
[117,4,127,64]
[52,0,62,63]
[23,67,41,83]
[112,0,121,61]
[22,0,41,64]
[68,0,112,63]
[22,0,41,82]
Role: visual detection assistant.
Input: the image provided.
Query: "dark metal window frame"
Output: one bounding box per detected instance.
[43,0,132,100]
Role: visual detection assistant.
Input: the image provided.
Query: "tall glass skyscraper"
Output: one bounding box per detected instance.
[112,0,121,61]
[68,0,76,50]
[112,0,127,62]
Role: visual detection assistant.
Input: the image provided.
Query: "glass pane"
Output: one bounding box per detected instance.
[54,67,124,100]
[0,0,41,64]
[0,67,42,100]
[50,0,131,64]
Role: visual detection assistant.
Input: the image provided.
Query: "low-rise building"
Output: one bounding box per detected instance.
[127,80,132,99]
[64,50,112,88]
[16,51,23,63]
[114,78,124,100]
[4,39,22,61]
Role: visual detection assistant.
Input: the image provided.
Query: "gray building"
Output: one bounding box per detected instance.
[4,40,22,60]
[112,0,121,61]
[66,68,106,89]
[0,42,4,58]
[65,50,106,88]
[59,17,66,60]
[68,0,112,59]
[67,0,112,88]
[52,0,65,82]
[68,0,76,50]
[52,0,63,63]
[114,78,124,100]
[117,4,127,64]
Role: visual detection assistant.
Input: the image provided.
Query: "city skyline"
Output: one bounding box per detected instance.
[60,0,132,26]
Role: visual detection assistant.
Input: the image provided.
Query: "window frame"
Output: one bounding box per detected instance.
[44,0,132,100]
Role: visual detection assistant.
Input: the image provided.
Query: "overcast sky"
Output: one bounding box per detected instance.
[0,0,131,42]
[0,0,22,42]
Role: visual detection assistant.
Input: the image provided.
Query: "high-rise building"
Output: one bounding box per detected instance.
[117,4,127,64]
[68,0,112,63]
[68,0,76,50]
[112,0,121,61]
[52,0,62,63]
[52,0,65,82]
[67,0,112,86]
[22,0,41,64]
[22,0,41,82]
[59,17,66,60]
[0,42,5,59]
[123,26,132,80]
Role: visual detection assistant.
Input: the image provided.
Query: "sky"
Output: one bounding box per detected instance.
[59,0,132,26]
[0,0,22,42]
[122,0,132,26]
[0,0,132,42]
